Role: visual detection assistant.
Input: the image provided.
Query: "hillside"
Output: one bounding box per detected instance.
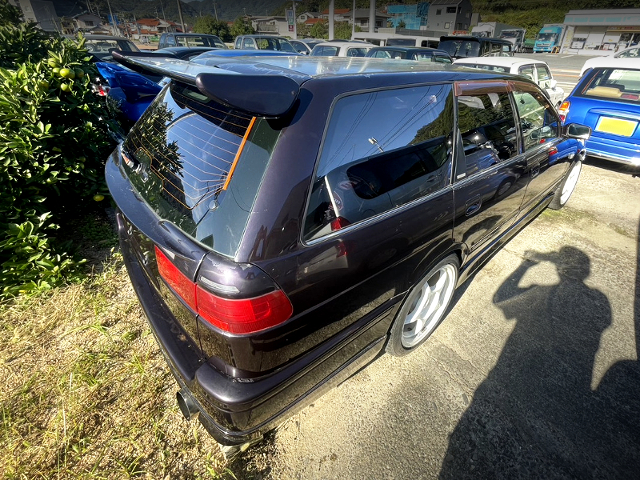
[78,0,639,33]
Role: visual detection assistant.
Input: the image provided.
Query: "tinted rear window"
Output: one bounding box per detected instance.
[439,39,480,58]
[122,83,280,257]
[578,68,640,104]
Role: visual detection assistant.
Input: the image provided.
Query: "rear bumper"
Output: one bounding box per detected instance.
[586,137,640,167]
[117,211,392,445]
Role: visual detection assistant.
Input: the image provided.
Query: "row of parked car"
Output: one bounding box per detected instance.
[78,31,639,456]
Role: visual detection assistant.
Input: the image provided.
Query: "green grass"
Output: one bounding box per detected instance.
[0,252,249,479]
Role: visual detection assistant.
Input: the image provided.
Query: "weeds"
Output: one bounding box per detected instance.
[0,252,248,479]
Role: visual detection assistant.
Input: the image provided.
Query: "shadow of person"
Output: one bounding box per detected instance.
[588,216,640,477]
[438,246,639,479]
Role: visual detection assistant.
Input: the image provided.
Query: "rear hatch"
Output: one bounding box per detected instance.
[106,78,291,372]
[568,67,640,155]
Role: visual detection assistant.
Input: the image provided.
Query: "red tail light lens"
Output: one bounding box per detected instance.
[155,246,293,334]
[196,288,293,334]
[155,246,197,309]
[558,101,570,123]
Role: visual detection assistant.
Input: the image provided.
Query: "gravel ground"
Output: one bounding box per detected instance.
[232,160,640,480]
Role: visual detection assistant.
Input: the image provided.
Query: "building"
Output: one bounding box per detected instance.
[351,9,390,31]
[559,9,640,54]
[15,0,59,31]
[73,13,102,31]
[386,3,429,30]
[297,12,320,23]
[251,16,288,36]
[426,0,473,35]
[320,8,351,23]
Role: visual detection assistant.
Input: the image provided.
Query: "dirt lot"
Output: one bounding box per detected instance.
[232,160,640,479]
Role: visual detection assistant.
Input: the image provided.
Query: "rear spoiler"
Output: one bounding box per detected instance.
[112,50,303,117]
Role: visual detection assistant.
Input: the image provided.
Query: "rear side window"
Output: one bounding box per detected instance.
[122,83,280,257]
[311,46,339,56]
[304,84,454,241]
[346,47,368,57]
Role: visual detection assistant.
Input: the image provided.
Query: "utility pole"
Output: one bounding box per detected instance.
[369,0,375,34]
[352,0,355,37]
[292,0,296,40]
[213,2,218,21]
[328,0,334,40]
[176,0,186,33]
[159,0,167,22]
[106,0,117,35]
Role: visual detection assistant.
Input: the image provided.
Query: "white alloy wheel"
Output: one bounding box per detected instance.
[401,263,457,348]
[560,161,582,205]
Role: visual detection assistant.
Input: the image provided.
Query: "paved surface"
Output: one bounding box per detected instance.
[235,161,640,479]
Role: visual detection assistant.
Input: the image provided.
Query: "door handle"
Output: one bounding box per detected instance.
[531,166,540,178]
[465,196,482,216]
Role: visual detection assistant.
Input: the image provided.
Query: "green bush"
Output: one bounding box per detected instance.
[0,0,120,298]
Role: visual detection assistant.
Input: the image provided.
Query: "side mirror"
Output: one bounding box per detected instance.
[549,79,558,89]
[564,123,591,140]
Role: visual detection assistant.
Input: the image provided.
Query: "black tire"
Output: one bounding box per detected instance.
[549,160,582,210]
[386,254,460,357]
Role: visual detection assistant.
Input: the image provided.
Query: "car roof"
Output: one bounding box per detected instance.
[237,35,291,40]
[441,35,511,44]
[369,46,447,53]
[614,45,640,57]
[154,47,220,55]
[314,41,374,48]
[196,49,300,58]
[167,33,221,37]
[582,57,640,71]
[454,57,548,68]
[123,53,510,82]
[76,34,132,41]
[113,53,519,117]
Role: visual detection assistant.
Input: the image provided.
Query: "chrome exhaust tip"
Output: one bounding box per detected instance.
[176,389,200,421]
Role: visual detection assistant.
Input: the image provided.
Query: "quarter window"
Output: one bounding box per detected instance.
[457,92,518,176]
[536,64,552,88]
[513,90,560,151]
[304,85,454,240]
[518,64,535,81]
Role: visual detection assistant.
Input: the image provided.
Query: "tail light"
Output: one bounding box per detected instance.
[330,216,351,231]
[91,82,111,96]
[558,101,570,123]
[155,246,293,335]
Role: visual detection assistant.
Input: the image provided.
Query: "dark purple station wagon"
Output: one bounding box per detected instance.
[107,54,590,455]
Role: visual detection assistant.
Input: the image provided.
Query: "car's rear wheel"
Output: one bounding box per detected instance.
[386,255,459,356]
[549,160,582,210]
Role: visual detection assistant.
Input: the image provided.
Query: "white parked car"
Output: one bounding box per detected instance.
[581,50,640,76]
[454,57,565,108]
[310,40,374,58]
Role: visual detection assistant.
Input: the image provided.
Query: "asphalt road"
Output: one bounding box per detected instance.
[235,158,640,478]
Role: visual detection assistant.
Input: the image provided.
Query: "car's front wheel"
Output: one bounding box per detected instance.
[386,255,459,356]
[549,160,582,210]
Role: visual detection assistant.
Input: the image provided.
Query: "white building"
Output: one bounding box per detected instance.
[251,16,288,36]
[560,9,640,55]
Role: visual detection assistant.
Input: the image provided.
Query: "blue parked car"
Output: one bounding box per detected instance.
[559,57,640,169]
[94,62,162,129]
